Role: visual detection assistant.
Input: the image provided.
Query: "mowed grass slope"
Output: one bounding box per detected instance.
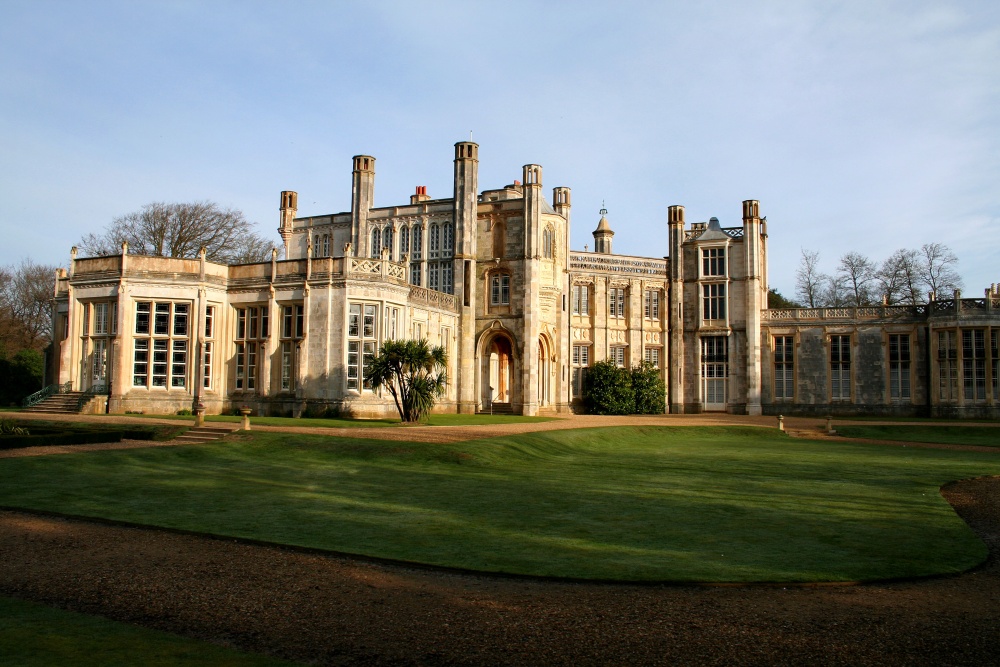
[836,425,1000,447]
[0,426,998,583]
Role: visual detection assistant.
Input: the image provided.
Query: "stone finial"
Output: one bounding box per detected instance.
[381,246,390,260]
[199,246,207,258]
[343,241,352,256]
[121,241,128,255]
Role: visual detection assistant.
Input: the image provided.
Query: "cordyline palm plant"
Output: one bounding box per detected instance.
[366,339,448,423]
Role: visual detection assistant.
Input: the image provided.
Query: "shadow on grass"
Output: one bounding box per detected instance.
[0,426,998,582]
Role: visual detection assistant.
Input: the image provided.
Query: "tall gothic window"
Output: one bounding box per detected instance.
[830,335,851,401]
[572,284,589,315]
[370,228,381,258]
[963,329,987,401]
[234,305,269,392]
[888,334,911,401]
[773,335,794,400]
[542,226,554,258]
[383,226,394,258]
[938,331,958,400]
[992,330,999,399]
[279,304,304,393]
[644,290,660,320]
[609,288,625,318]
[347,303,378,391]
[400,225,410,256]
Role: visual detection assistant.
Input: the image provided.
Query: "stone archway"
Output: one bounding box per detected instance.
[483,334,514,408]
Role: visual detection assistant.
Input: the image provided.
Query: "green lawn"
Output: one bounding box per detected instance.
[0,596,297,666]
[836,425,1000,447]
[0,426,998,583]
[121,412,556,428]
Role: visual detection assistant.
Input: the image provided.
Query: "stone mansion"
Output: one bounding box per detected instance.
[52,142,1000,418]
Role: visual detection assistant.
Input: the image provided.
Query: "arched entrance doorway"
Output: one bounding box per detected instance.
[484,335,513,408]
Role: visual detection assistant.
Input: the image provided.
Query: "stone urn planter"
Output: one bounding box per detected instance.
[239,406,252,431]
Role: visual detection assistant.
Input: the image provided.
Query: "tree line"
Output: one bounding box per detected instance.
[792,242,963,308]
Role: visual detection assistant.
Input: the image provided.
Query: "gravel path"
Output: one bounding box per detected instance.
[2,414,999,665]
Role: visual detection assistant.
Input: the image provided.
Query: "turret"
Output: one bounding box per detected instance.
[453,141,479,414]
[453,142,478,258]
[553,187,571,265]
[552,187,571,222]
[742,199,764,416]
[351,155,375,257]
[592,206,614,254]
[667,204,685,413]
[278,190,297,257]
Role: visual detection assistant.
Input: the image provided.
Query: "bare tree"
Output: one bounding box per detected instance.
[822,273,851,307]
[919,242,963,299]
[836,252,877,306]
[795,249,827,308]
[0,259,57,355]
[79,201,276,264]
[876,248,921,305]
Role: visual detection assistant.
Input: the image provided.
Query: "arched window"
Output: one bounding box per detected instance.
[322,234,330,257]
[429,223,440,258]
[400,225,410,256]
[370,228,381,258]
[383,226,393,258]
[441,223,453,257]
[411,225,423,259]
[542,226,554,258]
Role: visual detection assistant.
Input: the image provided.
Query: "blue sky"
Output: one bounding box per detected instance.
[1,1,997,296]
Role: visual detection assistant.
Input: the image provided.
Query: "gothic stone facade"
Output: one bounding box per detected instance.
[53,142,1000,418]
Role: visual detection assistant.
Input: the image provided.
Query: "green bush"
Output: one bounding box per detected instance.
[0,348,44,406]
[583,360,634,415]
[632,362,666,414]
[583,360,666,415]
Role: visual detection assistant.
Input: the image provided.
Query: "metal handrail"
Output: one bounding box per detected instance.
[21,382,69,408]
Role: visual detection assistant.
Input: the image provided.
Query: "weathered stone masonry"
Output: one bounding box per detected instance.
[51,142,1000,418]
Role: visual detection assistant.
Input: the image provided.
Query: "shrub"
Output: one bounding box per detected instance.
[0,419,28,435]
[631,362,666,414]
[583,360,634,415]
[583,361,666,415]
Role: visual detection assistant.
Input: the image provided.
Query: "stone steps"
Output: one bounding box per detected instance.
[23,392,84,414]
[173,424,240,445]
[478,402,514,415]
